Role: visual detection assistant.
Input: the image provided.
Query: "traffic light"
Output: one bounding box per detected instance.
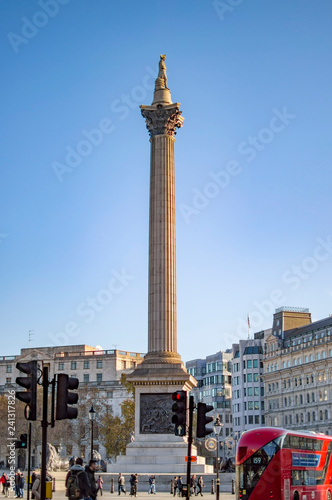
[16,361,38,420]
[196,402,214,438]
[15,434,28,449]
[56,374,79,420]
[171,391,187,435]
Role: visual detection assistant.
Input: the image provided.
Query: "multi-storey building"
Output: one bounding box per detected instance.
[231,330,270,438]
[0,344,144,463]
[186,350,233,438]
[263,307,332,434]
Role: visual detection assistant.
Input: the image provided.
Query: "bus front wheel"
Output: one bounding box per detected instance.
[293,492,299,500]
[327,490,331,500]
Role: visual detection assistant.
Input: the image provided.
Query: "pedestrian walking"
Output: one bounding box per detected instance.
[97,476,103,496]
[85,460,98,500]
[65,457,91,500]
[129,474,138,497]
[118,473,126,496]
[172,477,178,497]
[1,473,7,495]
[197,477,205,496]
[190,475,197,496]
[148,476,156,495]
[177,477,183,497]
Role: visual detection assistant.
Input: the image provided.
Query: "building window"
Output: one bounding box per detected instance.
[97,373,102,382]
[84,374,89,383]
[58,362,64,371]
[6,365,12,373]
[96,360,103,369]
[6,378,11,383]
[71,361,77,370]
[84,361,90,369]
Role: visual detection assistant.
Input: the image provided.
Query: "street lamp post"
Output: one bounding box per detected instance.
[214,416,222,500]
[89,405,96,460]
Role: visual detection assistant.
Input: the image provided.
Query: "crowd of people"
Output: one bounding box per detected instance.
[0,471,25,498]
[1,465,208,499]
[172,475,205,497]
[116,473,206,497]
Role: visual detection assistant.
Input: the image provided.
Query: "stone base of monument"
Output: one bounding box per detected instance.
[107,439,213,474]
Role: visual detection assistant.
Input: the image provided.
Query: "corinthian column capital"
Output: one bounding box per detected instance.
[141,104,184,138]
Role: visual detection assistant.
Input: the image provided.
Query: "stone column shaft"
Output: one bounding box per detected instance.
[148,134,177,354]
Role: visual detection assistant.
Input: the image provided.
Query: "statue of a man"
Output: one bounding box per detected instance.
[158,54,168,89]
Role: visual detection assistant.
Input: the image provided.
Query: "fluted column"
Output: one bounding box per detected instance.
[141,103,184,362]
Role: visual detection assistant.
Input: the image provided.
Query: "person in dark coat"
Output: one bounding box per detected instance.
[84,460,98,500]
[177,477,183,497]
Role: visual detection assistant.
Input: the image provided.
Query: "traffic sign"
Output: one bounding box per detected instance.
[175,425,185,436]
[205,437,217,451]
[185,456,197,462]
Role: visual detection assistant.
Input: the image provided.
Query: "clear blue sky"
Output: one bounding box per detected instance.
[1,0,332,362]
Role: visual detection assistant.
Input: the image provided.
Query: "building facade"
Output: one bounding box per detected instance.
[263,307,332,435]
[231,330,270,438]
[186,350,233,438]
[0,344,144,464]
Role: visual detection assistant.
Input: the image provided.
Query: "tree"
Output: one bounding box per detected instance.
[99,375,135,460]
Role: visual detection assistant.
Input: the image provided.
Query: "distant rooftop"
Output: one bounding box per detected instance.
[275,306,310,313]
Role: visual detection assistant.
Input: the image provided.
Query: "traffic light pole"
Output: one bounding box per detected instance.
[27,422,31,500]
[186,395,194,500]
[40,366,49,500]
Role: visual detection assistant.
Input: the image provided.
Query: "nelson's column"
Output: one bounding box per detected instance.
[111,56,211,473]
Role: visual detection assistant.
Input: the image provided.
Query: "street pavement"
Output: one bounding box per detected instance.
[45,490,235,500]
[1,471,235,500]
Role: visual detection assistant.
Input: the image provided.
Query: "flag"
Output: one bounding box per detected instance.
[247,314,251,329]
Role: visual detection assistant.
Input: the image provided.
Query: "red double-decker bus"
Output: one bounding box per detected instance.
[236,427,332,500]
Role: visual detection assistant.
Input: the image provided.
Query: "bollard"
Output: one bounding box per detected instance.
[111,478,114,494]
[231,479,235,495]
[52,478,56,492]
[211,480,214,494]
